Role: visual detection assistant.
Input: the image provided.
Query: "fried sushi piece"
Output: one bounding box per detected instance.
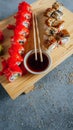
[45,17,56,27]
[44,27,58,36]
[44,8,55,17]
[52,1,63,11]
[52,20,64,30]
[56,29,70,45]
[51,10,63,20]
[43,36,58,51]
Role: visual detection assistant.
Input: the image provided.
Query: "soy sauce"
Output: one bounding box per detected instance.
[27,52,49,72]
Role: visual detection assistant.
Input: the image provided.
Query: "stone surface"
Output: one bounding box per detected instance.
[0,0,73,130]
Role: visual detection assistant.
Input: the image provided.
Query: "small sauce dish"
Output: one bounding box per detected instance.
[24,49,52,74]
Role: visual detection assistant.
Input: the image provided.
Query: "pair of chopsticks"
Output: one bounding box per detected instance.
[33,13,43,62]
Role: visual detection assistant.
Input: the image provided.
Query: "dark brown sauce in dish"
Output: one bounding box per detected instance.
[27,52,49,72]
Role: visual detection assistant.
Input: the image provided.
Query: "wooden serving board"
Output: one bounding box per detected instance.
[0,0,73,99]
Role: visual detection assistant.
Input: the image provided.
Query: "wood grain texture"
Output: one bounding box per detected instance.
[24,85,34,94]
[0,0,73,99]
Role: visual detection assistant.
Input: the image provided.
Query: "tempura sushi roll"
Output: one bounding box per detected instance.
[44,27,58,36]
[52,1,63,11]
[52,20,64,31]
[4,65,22,82]
[51,10,63,20]
[56,29,70,45]
[45,17,55,27]
[43,36,58,51]
[44,8,55,17]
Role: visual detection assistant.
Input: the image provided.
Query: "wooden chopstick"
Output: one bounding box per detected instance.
[33,12,37,61]
[34,14,43,62]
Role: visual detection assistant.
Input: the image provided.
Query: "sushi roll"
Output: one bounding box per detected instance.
[51,10,63,20]
[14,25,29,37]
[23,19,30,28]
[44,27,58,36]
[56,29,70,45]
[44,8,55,17]
[16,18,30,29]
[0,44,4,56]
[11,35,27,45]
[18,1,32,13]
[8,53,23,66]
[45,17,56,27]
[23,12,32,20]
[52,1,63,11]
[15,10,32,21]
[4,65,22,82]
[43,36,58,51]
[52,20,64,31]
[9,43,24,55]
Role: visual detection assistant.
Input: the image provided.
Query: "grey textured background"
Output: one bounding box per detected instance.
[0,0,73,130]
